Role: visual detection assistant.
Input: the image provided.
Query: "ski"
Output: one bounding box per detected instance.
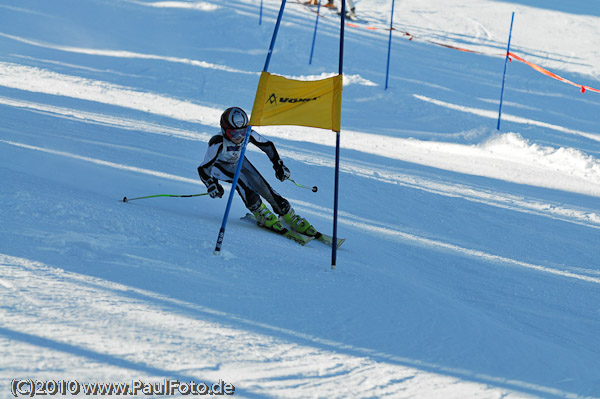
[337,10,362,22]
[241,213,345,248]
[240,213,313,246]
[314,232,346,249]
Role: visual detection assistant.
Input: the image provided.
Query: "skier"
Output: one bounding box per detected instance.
[305,0,335,8]
[304,0,357,18]
[198,106,318,237]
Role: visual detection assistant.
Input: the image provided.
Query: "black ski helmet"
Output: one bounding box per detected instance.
[220,107,249,133]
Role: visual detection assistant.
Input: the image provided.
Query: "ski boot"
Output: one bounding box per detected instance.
[253,203,285,233]
[283,208,318,237]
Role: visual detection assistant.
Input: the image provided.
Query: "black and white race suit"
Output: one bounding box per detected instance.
[197,130,291,215]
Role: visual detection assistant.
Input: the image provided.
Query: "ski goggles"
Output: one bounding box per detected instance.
[224,127,247,142]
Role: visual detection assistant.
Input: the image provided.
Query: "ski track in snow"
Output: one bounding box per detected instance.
[414,94,600,143]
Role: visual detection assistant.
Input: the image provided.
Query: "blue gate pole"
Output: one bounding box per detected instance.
[497,12,515,131]
[263,0,287,71]
[259,0,263,25]
[331,0,346,269]
[309,1,322,64]
[214,0,288,255]
[213,126,252,255]
[384,0,395,90]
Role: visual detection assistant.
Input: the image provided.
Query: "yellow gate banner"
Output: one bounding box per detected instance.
[250,71,343,131]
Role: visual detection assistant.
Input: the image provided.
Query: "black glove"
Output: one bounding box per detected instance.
[273,159,290,182]
[206,177,224,198]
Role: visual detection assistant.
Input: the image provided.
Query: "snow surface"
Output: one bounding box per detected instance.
[1,0,600,398]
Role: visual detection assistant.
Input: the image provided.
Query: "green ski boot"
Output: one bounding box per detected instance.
[253,203,285,233]
[283,208,317,237]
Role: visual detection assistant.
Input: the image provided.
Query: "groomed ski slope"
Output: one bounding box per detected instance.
[1,0,600,398]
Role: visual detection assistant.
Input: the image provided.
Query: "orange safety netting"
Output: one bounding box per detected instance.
[397,31,600,94]
[507,52,600,93]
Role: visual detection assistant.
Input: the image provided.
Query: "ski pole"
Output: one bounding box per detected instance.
[122,193,209,202]
[287,178,318,193]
